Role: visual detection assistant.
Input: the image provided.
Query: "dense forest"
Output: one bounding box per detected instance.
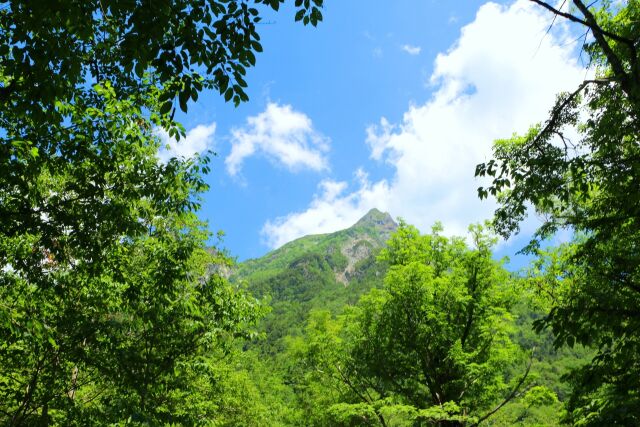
[1,0,639,425]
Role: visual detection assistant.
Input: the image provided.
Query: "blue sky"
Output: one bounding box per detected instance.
[160,0,586,264]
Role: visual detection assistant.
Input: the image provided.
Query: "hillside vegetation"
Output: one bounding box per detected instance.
[232,209,394,355]
[2,0,638,424]
[230,211,592,426]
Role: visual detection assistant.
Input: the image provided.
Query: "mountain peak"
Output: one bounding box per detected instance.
[353,208,397,233]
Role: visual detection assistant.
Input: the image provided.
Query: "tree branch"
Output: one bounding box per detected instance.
[335,364,388,427]
[530,0,640,107]
[572,0,639,101]
[461,262,479,348]
[534,78,614,148]
[529,0,634,45]
[471,354,534,426]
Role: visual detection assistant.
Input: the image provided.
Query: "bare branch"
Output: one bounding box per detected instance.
[572,0,640,99]
[530,1,640,107]
[529,0,634,45]
[536,0,566,55]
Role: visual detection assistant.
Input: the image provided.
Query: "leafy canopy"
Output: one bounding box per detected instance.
[292,222,527,426]
[476,1,640,424]
[0,0,323,424]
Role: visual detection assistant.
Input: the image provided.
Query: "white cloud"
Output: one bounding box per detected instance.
[225,102,329,176]
[262,169,392,248]
[157,122,216,163]
[262,0,586,249]
[401,44,422,55]
[366,117,396,161]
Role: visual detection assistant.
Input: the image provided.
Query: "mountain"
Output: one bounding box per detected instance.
[232,209,397,353]
[235,208,396,286]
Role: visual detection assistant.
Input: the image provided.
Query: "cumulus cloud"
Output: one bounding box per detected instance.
[401,44,422,55]
[262,0,586,249]
[157,122,216,163]
[225,103,330,176]
[366,117,396,161]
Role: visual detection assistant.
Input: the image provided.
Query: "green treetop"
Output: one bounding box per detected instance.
[293,222,530,426]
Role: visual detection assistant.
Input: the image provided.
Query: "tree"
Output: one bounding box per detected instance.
[1,0,324,243]
[0,87,265,424]
[0,0,323,423]
[0,0,323,112]
[476,1,640,424]
[301,222,527,426]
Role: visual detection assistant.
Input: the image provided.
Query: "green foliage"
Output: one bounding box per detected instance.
[285,222,531,426]
[0,0,323,120]
[476,1,640,424]
[0,0,325,423]
[3,0,615,423]
[0,90,265,422]
[224,214,592,426]
[347,222,520,424]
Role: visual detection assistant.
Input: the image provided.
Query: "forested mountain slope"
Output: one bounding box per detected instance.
[231,209,397,354]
